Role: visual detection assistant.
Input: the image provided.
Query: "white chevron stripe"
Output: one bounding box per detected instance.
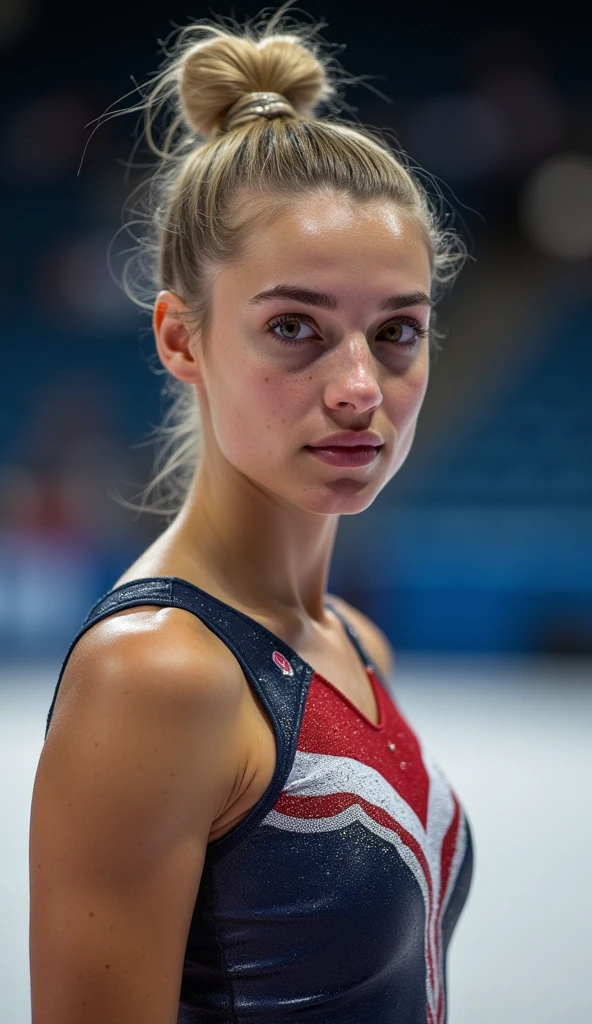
[418,740,458,1020]
[436,810,468,1017]
[441,811,468,921]
[261,746,463,1022]
[276,749,428,851]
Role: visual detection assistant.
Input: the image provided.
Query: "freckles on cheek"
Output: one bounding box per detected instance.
[223,371,295,458]
[254,371,299,419]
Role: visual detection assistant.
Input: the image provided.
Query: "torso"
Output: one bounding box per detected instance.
[94,547,385,845]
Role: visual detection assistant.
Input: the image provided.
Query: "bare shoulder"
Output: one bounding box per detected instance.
[46,604,249,824]
[327,593,396,683]
[52,604,246,721]
[46,603,248,818]
[31,606,247,1023]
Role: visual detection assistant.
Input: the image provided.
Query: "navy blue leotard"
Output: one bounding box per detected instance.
[45,576,474,1023]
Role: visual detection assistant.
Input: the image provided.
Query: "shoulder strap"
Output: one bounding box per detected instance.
[44,578,314,809]
[324,598,386,684]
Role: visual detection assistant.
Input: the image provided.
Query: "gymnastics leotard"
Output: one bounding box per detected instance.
[45,575,474,1024]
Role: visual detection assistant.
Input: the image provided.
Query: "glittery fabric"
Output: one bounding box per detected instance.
[45,576,474,1024]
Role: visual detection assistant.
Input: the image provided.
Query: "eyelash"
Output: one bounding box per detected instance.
[265,312,429,348]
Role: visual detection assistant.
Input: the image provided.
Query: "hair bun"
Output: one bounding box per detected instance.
[178,32,333,138]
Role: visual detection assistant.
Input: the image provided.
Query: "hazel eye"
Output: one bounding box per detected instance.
[375,320,423,345]
[268,315,318,345]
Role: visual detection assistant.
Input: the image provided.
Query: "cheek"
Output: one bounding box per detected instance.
[212,360,301,461]
[385,358,429,473]
[387,355,429,427]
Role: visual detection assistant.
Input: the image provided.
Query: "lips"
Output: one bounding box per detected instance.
[305,444,383,467]
[306,444,382,451]
[307,431,384,448]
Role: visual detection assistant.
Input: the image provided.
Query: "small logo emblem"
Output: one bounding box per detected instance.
[272,651,294,675]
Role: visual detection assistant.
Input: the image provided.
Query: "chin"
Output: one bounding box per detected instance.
[296,482,381,517]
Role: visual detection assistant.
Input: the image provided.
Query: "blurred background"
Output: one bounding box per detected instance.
[1,0,590,1021]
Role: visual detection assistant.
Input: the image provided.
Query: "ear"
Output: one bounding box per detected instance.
[153,290,204,386]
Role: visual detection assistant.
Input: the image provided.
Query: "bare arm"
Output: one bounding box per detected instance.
[29,612,243,1024]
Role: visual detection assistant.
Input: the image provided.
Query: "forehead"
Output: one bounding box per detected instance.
[234,193,432,296]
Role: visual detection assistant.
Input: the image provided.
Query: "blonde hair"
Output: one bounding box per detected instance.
[108,4,468,521]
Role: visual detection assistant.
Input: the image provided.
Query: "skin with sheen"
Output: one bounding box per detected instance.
[152,192,431,622]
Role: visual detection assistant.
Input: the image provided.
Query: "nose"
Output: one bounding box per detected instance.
[323,334,383,413]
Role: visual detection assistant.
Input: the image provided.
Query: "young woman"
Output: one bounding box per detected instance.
[30,8,473,1023]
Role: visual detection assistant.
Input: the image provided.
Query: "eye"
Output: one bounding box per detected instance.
[266,314,319,345]
[266,313,428,348]
[375,317,428,346]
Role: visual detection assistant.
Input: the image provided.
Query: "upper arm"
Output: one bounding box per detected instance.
[29,613,242,1024]
[328,594,396,684]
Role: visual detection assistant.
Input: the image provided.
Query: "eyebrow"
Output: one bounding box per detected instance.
[246,284,434,312]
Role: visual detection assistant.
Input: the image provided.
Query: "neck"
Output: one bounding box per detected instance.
[172,455,341,625]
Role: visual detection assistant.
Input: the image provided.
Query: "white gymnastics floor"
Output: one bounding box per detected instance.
[1,657,591,1024]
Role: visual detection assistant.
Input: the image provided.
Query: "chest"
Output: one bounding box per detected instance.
[203,665,473,1024]
[208,640,381,843]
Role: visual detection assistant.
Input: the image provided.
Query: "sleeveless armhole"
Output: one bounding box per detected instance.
[44,576,318,859]
[45,575,474,1024]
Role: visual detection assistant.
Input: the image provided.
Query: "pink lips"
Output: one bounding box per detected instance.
[307,430,384,448]
[305,445,382,467]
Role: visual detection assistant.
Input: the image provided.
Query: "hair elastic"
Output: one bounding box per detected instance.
[222,91,297,132]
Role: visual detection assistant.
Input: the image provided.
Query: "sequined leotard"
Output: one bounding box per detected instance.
[44,576,474,1024]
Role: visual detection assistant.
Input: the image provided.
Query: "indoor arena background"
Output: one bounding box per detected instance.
[1,1,590,1021]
